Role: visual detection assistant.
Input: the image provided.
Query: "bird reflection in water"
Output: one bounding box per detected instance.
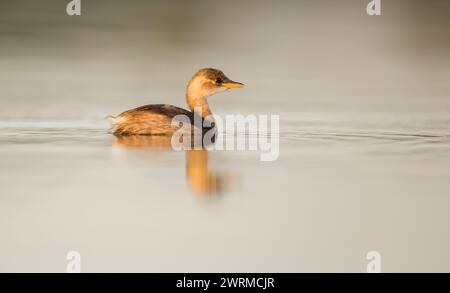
[112,135,236,197]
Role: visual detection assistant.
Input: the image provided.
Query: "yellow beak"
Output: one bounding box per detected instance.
[223,81,245,89]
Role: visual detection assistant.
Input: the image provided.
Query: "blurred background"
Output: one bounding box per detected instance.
[0,0,449,272]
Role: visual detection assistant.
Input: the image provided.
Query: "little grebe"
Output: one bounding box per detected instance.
[111,68,244,136]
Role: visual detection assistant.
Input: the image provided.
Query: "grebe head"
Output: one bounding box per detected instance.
[186,68,243,118]
[187,68,244,99]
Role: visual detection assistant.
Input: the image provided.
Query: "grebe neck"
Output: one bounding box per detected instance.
[186,82,214,120]
[187,95,212,118]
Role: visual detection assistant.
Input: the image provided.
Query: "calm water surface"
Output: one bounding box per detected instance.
[0,0,450,272]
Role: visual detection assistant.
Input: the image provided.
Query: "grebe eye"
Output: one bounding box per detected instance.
[215,78,223,84]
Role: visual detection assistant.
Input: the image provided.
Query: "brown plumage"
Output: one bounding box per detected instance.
[111,68,244,136]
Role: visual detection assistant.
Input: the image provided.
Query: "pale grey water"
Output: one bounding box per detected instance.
[1,0,450,272]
